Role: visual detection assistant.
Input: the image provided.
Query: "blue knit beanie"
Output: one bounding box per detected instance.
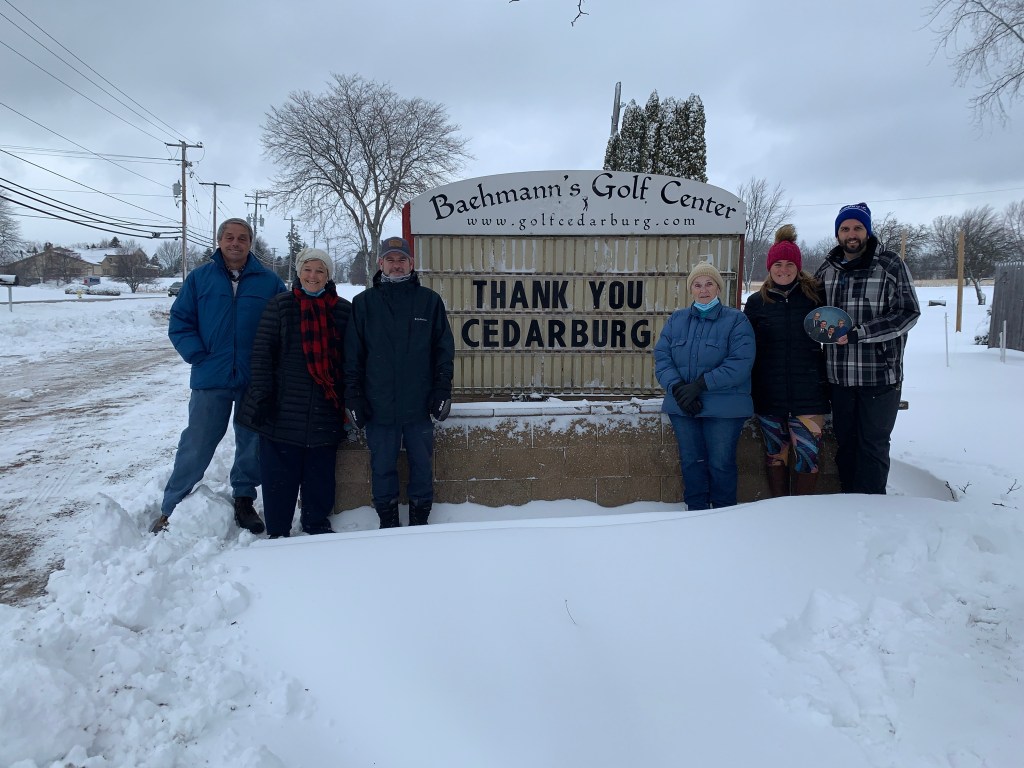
[835,202,872,237]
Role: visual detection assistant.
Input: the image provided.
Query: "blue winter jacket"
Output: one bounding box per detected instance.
[653,302,755,419]
[168,250,286,390]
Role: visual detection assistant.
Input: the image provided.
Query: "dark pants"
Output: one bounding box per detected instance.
[259,436,338,536]
[829,383,902,494]
[365,418,435,508]
[668,415,747,510]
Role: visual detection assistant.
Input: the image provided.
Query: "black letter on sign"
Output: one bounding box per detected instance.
[462,319,480,348]
[482,319,499,348]
[631,320,651,348]
[502,320,521,347]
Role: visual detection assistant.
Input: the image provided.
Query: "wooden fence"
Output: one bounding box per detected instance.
[988,260,1024,352]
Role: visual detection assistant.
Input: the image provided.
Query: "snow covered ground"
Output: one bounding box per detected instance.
[0,278,1022,767]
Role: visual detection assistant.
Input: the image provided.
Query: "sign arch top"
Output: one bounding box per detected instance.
[407,170,746,238]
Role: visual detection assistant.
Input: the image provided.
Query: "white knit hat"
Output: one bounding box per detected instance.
[295,248,333,281]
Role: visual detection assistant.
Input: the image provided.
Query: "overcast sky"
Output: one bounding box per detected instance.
[2,0,1022,260]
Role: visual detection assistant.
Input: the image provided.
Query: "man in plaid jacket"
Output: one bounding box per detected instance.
[815,203,921,495]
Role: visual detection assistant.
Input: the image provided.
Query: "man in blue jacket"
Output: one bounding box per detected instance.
[151,218,287,533]
[344,236,455,528]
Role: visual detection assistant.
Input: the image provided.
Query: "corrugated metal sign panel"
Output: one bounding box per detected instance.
[415,235,741,397]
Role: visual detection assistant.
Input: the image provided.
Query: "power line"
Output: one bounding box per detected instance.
[0,148,180,223]
[793,186,1024,209]
[0,193,174,239]
[0,144,180,163]
[0,146,179,166]
[0,0,194,144]
[1,178,176,233]
[0,101,170,189]
[29,187,180,198]
[0,36,169,144]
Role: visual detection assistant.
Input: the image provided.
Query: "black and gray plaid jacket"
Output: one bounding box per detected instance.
[814,238,921,387]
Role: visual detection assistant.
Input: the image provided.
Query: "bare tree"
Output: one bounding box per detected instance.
[802,237,835,275]
[0,198,23,265]
[736,177,794,289]
[262,74,471,285]
[930,205,1011,302]
[153,240,181,275]
[871,213,935,278]
[509,0,588,25]
[1003,199,1024,254]
[928,0,1024,121]
[112,240,156,293]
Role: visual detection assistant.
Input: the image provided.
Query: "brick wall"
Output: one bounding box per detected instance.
[334,402,839,511]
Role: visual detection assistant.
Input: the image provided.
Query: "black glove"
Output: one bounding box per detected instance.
[346,397,370,430]
[430,391,451,422]
[672,377,706,413]
[251,396,275,426]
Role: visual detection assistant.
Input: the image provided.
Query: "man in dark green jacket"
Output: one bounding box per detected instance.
[344,236,455,528]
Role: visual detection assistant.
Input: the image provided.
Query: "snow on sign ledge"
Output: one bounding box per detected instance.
[445,398,664,420]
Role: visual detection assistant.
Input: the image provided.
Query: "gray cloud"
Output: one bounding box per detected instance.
[2,0,1020,255]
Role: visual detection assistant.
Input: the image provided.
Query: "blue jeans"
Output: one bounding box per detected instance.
[365,418,435,508]
[669,415,747,510]
[161,387,260,515]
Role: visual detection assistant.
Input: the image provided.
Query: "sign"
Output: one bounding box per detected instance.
[404,171,747,397]
[409,170,746,237]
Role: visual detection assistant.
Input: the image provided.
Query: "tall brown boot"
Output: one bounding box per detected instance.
[766,465,790,497]
[792,472,819,496]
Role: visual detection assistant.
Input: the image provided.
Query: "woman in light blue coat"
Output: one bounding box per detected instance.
[654,261,755,510]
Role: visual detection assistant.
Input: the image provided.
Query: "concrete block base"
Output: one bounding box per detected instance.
[334,401,839,511]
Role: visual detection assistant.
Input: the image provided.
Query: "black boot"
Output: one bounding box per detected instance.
[376,501,400,529]
[409,500,432,526]
[233,496,266,534]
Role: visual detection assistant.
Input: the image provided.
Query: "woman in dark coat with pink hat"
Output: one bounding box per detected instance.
[743,225,830,496]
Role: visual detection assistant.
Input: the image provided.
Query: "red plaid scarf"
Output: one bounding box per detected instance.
[294,284,342,410]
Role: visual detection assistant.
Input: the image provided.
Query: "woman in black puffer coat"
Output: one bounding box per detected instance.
[743,225,830,497]
[237,249,352,537]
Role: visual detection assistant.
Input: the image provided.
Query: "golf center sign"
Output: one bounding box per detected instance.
[403,170,747,397]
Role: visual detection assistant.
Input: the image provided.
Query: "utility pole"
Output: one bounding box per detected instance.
[167,140,203,281]
[245,191,269,241]
[199,181,230,250]
[610,81,622,136]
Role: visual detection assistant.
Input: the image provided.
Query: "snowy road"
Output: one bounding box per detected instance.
[0,323,186,603]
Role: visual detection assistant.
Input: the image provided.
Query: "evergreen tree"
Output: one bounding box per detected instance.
[616,100,648,174]
[603,90,707,181]
[603,134,623,171]
[349,249,368,286]
[682,94,708,183]
[644,91,663,174]
[659,98,690,178]
[286,223,306,261]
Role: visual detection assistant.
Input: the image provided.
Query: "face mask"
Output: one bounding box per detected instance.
[693,297,720,312]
